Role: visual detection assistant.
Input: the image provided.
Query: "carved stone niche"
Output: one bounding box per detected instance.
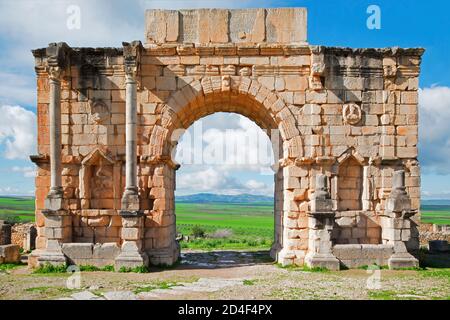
[79,149,120,210]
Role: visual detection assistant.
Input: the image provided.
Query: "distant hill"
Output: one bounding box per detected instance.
[176,193,274,204]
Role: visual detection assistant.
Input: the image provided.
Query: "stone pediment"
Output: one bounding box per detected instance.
[81,148,115,166]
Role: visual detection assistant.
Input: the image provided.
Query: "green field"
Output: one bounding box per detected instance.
[421,205,450,225]
[0,196,449,250]
[0,197,35,223]
[175,202,274,250]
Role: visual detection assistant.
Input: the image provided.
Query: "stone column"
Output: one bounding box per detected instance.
[383,170,419,269]
[362,165,371,211]
[116,41,148,269]
[121,70,140,211]
[305,174,340,270]
[38,61,72,266]
[45,67,64,210]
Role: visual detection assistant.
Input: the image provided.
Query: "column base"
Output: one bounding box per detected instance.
[388,253,419,269]
[305,253,340,271]
[270,242,282,261]
[31,249,67,267]
[114,252,149,270]
[276,248,296,266]
[121,188,140,212]
[147,243,180,267]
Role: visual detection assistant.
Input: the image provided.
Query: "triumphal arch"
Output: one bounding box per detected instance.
[30,8,424,270]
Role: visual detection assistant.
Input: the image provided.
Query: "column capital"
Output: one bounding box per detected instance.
[46,66,63,82]
[123,41,142,82]
[44,42,71,81]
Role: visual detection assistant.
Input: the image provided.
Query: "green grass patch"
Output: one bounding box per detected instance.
[419,268,450,278]
[24,286,77,295]
[33,263,68,274]
[358,264,389,270]
[79,265,115,272]
[118,265,149,273]
[368,290,398,300]
[243,279,256,286]
[133,281,181,294]
[276,263,329,272]
[0,262,24,271]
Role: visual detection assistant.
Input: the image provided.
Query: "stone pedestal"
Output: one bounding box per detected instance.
[305,175,340,270]
[36,210,72,266]
[383,170,419,269]
[305,212,340,271]
[115,212,149,269]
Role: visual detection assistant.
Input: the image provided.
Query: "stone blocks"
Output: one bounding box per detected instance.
[145,8,308,45]
[62,243,121,267]
[0,244,20,264]
[333,244,394,268]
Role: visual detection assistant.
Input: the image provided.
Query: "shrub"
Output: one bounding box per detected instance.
[118,265,149,273]
[1,214,21,225]
[191,225,206,238]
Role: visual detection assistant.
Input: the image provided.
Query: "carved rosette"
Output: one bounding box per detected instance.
[342,103,362,125]
[89,99,110,124]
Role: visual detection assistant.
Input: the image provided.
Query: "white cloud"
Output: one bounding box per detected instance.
[176,166,273,196]
[175,113,275,172]
[12,166,36,178]
[177,167,244,194]
[0,186,20,195]
[419,86,450,175]
[0,105,37,159]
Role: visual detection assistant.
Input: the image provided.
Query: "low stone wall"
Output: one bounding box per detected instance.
[0,220,12,245]
[333,244,394,268]
[11,223,37,251]
[419,223,450,246]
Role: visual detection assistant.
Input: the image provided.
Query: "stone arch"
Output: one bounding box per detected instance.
[147,77,303,162]
[144,77,304,265]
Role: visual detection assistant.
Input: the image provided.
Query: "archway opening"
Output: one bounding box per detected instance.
[173,112,278,267]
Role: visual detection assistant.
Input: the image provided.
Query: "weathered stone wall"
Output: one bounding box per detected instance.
[11,223,37,251]
[30,8,423,269]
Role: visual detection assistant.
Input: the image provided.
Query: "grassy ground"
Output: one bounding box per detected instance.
[0,260,448,300]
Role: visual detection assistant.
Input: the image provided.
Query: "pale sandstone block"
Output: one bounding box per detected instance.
[240,56,270,65]
[266,8,307,43]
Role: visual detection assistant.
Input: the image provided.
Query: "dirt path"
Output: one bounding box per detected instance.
[0,250,448,300]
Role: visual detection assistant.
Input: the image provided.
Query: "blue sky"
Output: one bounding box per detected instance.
[0,0,449,198]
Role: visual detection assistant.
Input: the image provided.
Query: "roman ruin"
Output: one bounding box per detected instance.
[29,8,424,270]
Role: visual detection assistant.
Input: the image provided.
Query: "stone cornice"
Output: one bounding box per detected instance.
[32,43,425,60]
